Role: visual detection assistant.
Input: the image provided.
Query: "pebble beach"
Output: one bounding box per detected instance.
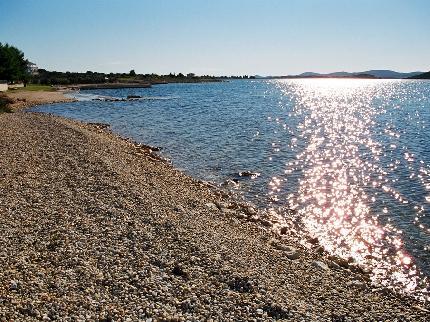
[1,108,429,321]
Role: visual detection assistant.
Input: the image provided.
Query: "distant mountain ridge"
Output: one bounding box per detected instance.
[295,70,424,79]
[408,71,430,79]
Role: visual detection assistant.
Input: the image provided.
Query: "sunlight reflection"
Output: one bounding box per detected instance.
[273,78,429,301]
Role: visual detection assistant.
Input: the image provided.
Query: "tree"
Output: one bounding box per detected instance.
[129,69,136,76]
[0,43,29,82]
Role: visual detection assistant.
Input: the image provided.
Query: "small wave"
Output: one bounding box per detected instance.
[66,92,178,102]
[138,96,179,100]
[65,92,102,101]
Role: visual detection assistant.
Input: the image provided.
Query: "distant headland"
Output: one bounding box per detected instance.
[257,69,430,80]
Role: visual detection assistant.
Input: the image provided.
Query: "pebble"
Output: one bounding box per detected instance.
[314,246,325,254]
[0,113,427,321]
[285,249,300,260]
[312,261,329,271]
[346,280,366,290]
[205,202,219,212]
[9,280,18,290]
[235,212,247,219]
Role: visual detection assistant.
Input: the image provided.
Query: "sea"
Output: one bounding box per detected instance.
[30,78,430,301]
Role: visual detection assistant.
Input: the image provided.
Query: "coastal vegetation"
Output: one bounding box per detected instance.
[31,69,224,85]
[0,43,29,83]
[0,94,13,113]
[13,84,54,92]
[0,43,252,87]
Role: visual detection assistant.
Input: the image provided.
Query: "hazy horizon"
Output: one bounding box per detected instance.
[1,0,429,76]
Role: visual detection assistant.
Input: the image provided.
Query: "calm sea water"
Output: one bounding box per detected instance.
[31,79,430,300]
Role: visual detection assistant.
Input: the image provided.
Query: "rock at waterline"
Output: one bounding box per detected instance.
[221,179,239,187]
[238,171,261,178]
[269,239,300,259]
[285,248,300,260]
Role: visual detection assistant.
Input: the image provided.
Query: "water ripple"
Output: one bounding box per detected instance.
[31,79,430,300]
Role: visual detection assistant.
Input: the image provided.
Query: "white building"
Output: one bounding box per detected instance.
[27,62,38,75]
[0,80,8,92]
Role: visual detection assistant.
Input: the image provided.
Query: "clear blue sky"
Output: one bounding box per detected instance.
[1,0,429,76]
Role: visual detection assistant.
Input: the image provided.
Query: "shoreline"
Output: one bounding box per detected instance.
[3,88,76,110]
[0,97,429,320]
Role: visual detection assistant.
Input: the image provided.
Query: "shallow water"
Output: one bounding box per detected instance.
[31,79,430,300]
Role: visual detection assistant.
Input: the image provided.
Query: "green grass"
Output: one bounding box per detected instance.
[118,76,138,82]
[10,84,55,92]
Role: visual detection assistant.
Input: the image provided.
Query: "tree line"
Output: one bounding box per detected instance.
[32,70,224,85]
[0,43,29,83]
[0,43,256,86]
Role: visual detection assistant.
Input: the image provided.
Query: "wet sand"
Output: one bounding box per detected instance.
[0,109,429,321]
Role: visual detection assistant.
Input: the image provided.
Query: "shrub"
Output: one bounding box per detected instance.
[0,94,13,113]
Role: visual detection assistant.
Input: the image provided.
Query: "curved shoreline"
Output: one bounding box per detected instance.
[3,88,76,110]
[0,110,428,320]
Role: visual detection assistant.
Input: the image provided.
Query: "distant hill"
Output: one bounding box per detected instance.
[362,70,423,78]
[352,73,377,79]
[327,71,352,77]
[299,72,321,77]
[293,70,423,79]
[408,71,430,79]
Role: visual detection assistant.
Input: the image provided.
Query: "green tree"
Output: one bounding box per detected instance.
[0,43,29,83]
[129,69,136,76]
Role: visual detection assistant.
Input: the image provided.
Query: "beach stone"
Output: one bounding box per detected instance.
[259,219,272,227]
[262,304,290,319]
[346,280,366,290]
[269,238,300,260]
[327,260,341,269]
[285,248,300,260]
[349,263,366,274]
[279,226,289,235]
[0,112,428,321]
[172,265,189,279]
[239,171,260,178]
[221,179,239,187]
[244,206,257,217]
[312,261,329,271]
[9,280,18,290]
[247,215,259,223]
[216,200,237,210]
[222,208,236,216]
[329,256,349,268]
[412,305,430,313]
[236,212,247,219]
[228,276,254,293]
[314,246,325,254]
[269,238,291,252]
[308,237,319,245]
[174,205,185,213]
[205,202,218,212]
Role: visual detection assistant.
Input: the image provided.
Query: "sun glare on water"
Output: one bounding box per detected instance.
[271,78,429,300]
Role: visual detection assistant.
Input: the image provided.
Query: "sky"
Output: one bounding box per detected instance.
[1,0,429,76]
